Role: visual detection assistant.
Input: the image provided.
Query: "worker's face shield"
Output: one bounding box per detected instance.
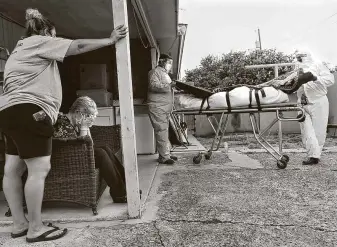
[296,53,307,63]
[164,59,173,72]
[50,28,56,38]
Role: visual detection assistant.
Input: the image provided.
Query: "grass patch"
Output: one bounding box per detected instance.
[247,152,337,170]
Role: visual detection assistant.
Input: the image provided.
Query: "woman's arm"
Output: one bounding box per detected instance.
[65,25,127,56]
[79,128,91,137]
[78,115,95,137]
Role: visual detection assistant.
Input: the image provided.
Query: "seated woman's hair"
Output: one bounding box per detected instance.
[25,8,55,37]
[69,96,98,117]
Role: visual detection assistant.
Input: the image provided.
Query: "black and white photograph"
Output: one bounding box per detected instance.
[0,0,336,246]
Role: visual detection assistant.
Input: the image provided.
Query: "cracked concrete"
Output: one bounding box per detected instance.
[153,221,165,247]
[157,218,337,233]
[0,150,336,246]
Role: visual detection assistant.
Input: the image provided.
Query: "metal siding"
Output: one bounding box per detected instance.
[0,16,24,71]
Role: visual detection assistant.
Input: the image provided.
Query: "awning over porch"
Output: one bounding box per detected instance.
[0,0,177,39]
[0,0,184,78]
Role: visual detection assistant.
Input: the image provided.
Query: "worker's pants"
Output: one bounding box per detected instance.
[148,103,171,160]
[299,96,329,159]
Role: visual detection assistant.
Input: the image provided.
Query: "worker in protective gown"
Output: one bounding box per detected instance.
[147,54,178,165]
[295,48,335,165]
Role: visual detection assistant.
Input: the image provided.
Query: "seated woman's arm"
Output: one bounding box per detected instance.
[79,128,91,137]
[78,115,96,137]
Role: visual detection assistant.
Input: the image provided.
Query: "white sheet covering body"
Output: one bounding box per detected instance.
[174,86,289,110]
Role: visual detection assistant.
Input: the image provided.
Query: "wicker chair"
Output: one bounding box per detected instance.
[5,125,121,216]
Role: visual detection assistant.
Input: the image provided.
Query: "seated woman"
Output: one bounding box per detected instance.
[53,96,128,203]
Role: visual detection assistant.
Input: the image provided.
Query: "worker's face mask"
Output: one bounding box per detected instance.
[296,54,307,63]
[51,28,56,38]
[165,60,173,72]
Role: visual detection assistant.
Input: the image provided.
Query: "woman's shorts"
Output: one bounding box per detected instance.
[0,104,54,159]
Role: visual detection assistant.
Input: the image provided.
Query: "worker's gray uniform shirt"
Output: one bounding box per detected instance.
[0,35,73,124]
[147,66,173,160]
[147,66,173,110]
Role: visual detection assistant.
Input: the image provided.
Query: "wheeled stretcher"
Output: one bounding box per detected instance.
[170,66,316,168]
[172,102,305,169]
[170,67,316,168]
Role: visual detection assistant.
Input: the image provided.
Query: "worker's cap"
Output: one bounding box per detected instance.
[295,47,311,58]
[159,53,173,60]
[296,52,308,59]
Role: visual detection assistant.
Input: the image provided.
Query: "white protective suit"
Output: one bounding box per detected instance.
[296,49,334,158]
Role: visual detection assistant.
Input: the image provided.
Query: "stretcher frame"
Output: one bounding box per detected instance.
[172,103,306,169]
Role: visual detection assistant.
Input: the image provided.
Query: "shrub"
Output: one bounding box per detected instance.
[184,49,296,92]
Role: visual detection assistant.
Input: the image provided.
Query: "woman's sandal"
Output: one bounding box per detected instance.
[26,223,68,243]
[11,229,28,238]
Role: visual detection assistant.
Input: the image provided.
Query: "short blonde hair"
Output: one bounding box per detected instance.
[69,96,98,117]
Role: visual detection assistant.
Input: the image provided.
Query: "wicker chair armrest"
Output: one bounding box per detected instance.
[90,125,121,153]
[51,136,96,177]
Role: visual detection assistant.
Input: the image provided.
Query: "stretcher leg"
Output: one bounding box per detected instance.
[173,104,304,166]
[192,113,230,164]
[207,115,218,134]
[206,113,229,158]
[278,112,283,153]
[252,113,260,134]
[208,113,229,150]
[171,113,190,146]
[249,113,289,169]
[215,115,229,151]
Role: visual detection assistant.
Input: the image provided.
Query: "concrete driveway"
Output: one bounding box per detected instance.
[0,151,336,247]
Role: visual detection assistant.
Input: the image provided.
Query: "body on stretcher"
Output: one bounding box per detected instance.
[171,67,315,168]
[172,102,305,169]
[174,86,289,111]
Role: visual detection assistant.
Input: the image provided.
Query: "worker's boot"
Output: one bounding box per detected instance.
[302,157,319,165]
[170,155,178,161]
[158,156,175,165]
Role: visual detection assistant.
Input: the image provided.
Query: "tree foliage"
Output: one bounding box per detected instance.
[184,49,296,92]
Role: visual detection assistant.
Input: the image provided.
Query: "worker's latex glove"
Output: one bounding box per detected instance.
[301,71,317,84]
[301,94,309,105]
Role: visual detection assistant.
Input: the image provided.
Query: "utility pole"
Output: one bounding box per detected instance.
[257,28,262,50]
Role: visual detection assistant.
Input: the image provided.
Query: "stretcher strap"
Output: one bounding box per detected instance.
[249,88,253,108]
[249,88,266,110]
[226,92,231,112]
[199,85,267,112]
[255,90,261,111]
[199,97,211,113]
[260,88,266,97]
[255,88,266,111]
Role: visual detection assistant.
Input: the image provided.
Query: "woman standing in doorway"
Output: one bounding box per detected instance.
[0,8,127,243]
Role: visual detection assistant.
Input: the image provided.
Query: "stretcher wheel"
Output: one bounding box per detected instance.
[281,155,289,163]
[5,208,11,217]
[277,160,287,169]
[205,151,212,160]
[193,153,202,164]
